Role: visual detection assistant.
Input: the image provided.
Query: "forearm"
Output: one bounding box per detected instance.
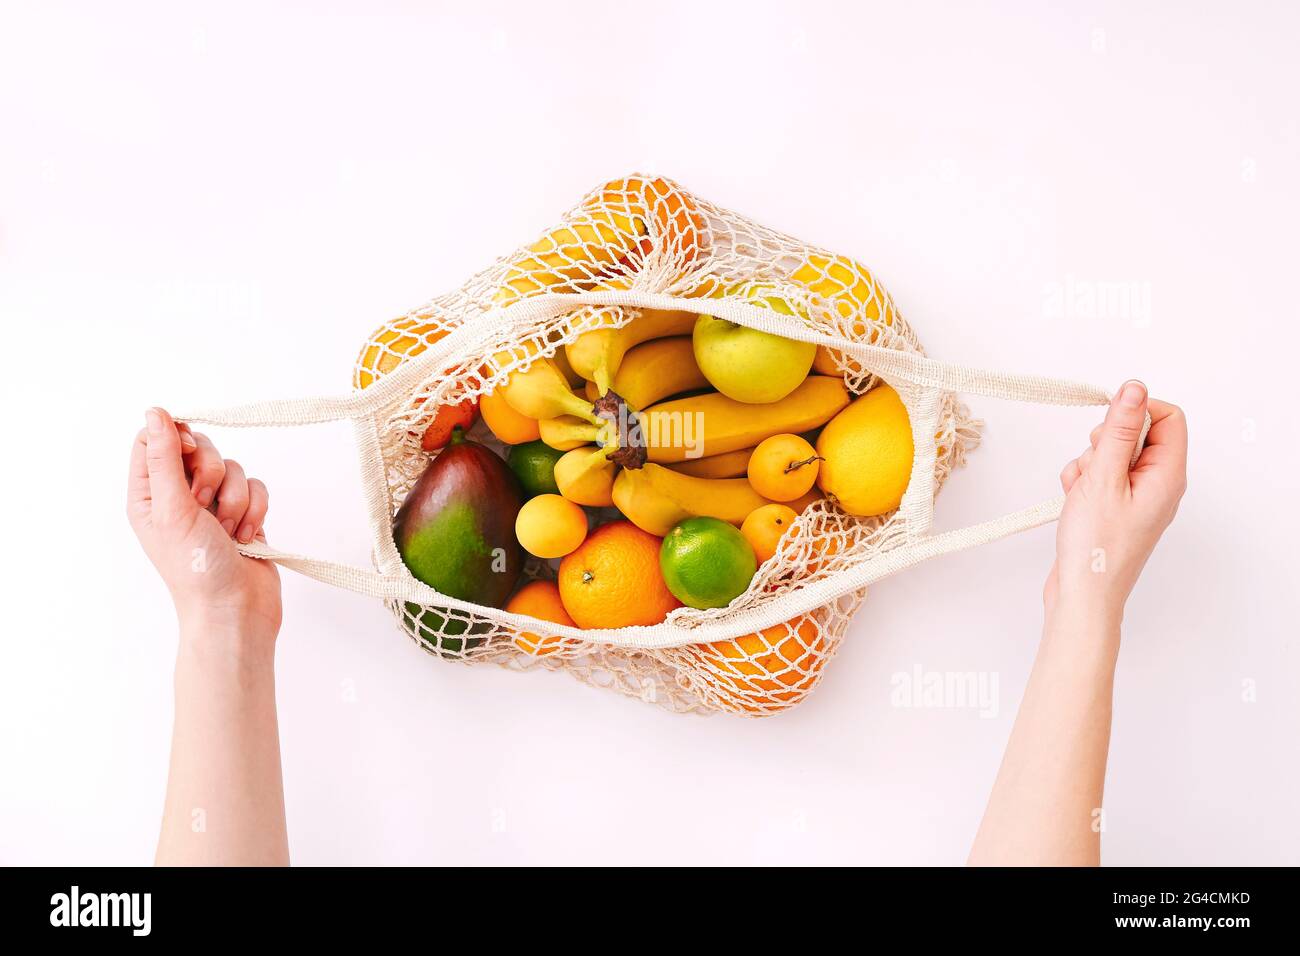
[156,621,288,866]
[968,597,1121,866]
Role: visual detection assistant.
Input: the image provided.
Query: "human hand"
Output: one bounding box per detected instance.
[127,408,281,644]
[1046,381,1187,619]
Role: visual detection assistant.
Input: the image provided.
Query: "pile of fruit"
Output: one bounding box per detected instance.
[353,176,933,714]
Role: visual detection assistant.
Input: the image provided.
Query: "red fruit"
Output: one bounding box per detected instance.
[421,398,479,451]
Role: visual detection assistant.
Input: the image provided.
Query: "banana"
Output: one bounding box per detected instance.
[494,355,600,424]
[582,336,708,410]
[554,445,618,507]
[612,464,774,536]
[550,342,585,388]
[565,307,697,395]
[666,446,754,479]
[639,375,850,464]
[788,254,901,375]
[539,415,603,451]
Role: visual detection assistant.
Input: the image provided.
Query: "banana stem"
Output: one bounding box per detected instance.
[559,392,603,426]
[592,389,646,469]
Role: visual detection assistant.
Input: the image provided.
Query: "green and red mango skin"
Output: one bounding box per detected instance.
[392,430,524,610]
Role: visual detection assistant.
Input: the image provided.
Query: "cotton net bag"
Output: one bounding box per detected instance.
[178,175,1128,717]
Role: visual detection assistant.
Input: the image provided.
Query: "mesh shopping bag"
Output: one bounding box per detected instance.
[177,175,1138,716]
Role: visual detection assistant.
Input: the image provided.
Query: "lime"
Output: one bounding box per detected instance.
[507,440,564,497]
[659,516,758,609]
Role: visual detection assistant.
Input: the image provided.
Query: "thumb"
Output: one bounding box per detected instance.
[144,407,195,522]
[1093,380,1148,482]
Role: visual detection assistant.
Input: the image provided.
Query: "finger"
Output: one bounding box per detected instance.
[1131,399,1188,494]
[175,422,198,454]
[213,459,250,538]
[144,408,195,521]
[237,478,269,544]
[1090,423,1103,448]
[1059,458,1081,494]
[185,432,227,509]
[127,428,152,518]
[1076,445,1094,475]
[1141,399,1188,457]
[1092,380,1149,481]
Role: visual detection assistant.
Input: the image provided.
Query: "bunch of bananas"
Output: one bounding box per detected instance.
[505,315,849,534]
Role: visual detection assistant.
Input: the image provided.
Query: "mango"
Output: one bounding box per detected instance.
[393,427,524,653]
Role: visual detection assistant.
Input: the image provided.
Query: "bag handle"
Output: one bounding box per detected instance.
[890,366,1149,542]
[222,492,1080,651]
[172,290,1147,648]
[174,290,1127,425]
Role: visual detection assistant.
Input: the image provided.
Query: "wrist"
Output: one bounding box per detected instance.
[177,613,278,674]
[175,596,279,640]
[1042,593,1123,663]
[1046,582,1125,625]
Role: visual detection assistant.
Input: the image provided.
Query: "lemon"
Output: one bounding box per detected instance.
[515,494,589,559]
[816,384,913,516]
[659,517,757,609]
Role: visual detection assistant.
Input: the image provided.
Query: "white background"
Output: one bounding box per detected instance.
[2,1,1297,865]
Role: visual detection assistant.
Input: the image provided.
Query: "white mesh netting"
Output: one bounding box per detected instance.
[348,175,982,716]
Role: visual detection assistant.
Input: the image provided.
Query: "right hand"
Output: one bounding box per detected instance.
[1046,381,1188,616]
[127,408,281,641]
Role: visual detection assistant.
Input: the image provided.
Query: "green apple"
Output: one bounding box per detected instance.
[692,291,816,404]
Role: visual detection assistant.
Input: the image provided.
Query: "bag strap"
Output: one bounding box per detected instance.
[890,365,1149,542]
[171,290,1148,648]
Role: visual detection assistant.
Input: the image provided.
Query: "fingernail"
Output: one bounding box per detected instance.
[221,518,236,537]
[197,486,215,508]
[179,432,197,451]
[145,408,164,435]
[1119,380,1146,408]
[237,523,255,544]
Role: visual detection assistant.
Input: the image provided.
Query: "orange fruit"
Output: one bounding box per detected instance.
[585,176,704,270]
[516,494,588,559]
[740,503,799,563]
[506,580,578,656]
[807,534,843,574]
[748,433,821,501]
[356,318,475,448]
[480,388,541,445]
[353,316,448,389]
[689,614,828,713]
[558,520,682,629]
